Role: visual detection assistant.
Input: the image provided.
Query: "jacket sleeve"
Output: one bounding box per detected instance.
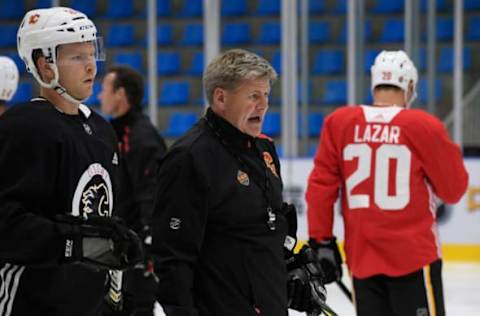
[123,136,167,228]
[306,116,342,242]
[0,124,63,265]
[409,114,468,203]
[152,149,209,315]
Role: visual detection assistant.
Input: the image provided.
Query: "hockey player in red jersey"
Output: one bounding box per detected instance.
[306,50,468,316]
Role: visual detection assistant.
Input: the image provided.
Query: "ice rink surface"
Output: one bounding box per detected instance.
[154,262,480,316]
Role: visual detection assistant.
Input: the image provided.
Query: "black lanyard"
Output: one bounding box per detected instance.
[203,117,277,230]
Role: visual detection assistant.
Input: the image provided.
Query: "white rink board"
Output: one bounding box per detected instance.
[280,158,480,244]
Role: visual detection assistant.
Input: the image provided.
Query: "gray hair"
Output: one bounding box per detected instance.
[203,49,278,106]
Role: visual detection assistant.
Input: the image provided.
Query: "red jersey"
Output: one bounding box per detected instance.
[306,105,468,278]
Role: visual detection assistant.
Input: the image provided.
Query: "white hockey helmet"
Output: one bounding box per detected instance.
[17,7,105,103]
[370,50,418,107]
[0,56,19,102]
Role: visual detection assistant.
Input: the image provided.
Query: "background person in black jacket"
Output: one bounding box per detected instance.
[152,49,328,316]
[0,7,142,316]
[99,66,167,316]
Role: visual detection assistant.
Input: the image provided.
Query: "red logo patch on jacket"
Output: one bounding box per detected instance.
[263,152,278,177]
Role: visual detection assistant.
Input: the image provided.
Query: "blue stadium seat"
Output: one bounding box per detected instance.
[84,81,102,106]
[105,0,134,18]
[7,82,33,105]
[379,19,404,43]
[333,0,347,14]
[465,0,480,10]
[0,1,24,19]
[157,0,172,17]
[417,48,427,72]
[436,17,453,41]
[70,0,98,17]
[467,16,480,40]
[255,0,280,16]
[308,112,324,137]
[364,49,381,73]
[321,80,347,105]
[179,0,202,17]
[159,81,190,105]
[113,52,143,72]
[308,144,319,157]
[372,0,404,13]
[338,21,372,43]
[221,0,247,16]
[312,50,344,74]
[222,23,252,45]
[272,51,282,74]
[256,22,281,44]
[438,47,472,73]
[420,0,448,12]
[34,0,54,8]
[187,52,204,76]
[417,78,442,104]
[262,112,281,137]
[180,23,203,46]
[0,25,18,48]
[309,21,331,44]
[163,112,198,137]
[155,25,174,46]
[106,25,135,47]
[157,52,181,75]
[309,0,326,14]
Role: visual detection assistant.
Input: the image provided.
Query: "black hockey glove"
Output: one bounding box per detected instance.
[309,237,343,284]
[286,245,337,316]
[55,214,144,271]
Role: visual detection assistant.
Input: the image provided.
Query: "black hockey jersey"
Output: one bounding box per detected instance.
[0,98,119,316]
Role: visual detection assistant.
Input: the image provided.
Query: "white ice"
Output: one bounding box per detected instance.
[154,262,480,315]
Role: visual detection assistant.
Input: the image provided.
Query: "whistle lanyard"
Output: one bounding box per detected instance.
[203,117,277,230]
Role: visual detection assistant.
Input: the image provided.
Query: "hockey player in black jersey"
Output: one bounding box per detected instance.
[0,7,142,316]
[99,66,167,316]
[0,56,19,115]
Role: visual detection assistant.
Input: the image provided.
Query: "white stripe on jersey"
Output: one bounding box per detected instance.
[0,263,25,316]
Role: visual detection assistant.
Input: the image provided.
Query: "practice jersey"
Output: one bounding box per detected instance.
[306,105,468,278]
[0,98,119,315]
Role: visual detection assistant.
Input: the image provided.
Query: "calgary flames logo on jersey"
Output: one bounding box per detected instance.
[263,152,278,177]
[72,163,113,217]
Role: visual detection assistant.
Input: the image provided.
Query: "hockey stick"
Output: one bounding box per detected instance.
[336,280,353,302]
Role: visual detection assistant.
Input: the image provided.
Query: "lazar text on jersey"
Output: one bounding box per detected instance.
[353,124,400,144]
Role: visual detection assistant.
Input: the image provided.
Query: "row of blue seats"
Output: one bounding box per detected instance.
[4,15,480,49]
[108,46,472,77]
[162,111,325,138]
[7,77,443,108]
[2,0,476,20]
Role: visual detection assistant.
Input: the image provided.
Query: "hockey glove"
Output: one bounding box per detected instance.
[55,214,144,271]
[309,237,343,284]
[286,245,336,315]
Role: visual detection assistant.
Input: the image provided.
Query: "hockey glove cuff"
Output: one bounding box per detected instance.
[309,237,343,284]
[55,215,144,270]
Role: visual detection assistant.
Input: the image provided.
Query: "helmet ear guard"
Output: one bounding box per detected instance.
[17,7,105,104]
[370,50,418,108]
[0,56,19,102]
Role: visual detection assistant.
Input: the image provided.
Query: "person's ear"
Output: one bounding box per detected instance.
[36,57,55,83]
[213,87,226,111]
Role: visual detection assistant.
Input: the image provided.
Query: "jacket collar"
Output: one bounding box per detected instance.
[205,107,256,150]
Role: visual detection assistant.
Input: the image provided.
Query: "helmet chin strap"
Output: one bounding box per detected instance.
[53,84,87,104]
[33,62,87,104]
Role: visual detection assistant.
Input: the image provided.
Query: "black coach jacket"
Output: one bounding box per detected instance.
[153,108,289,316]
